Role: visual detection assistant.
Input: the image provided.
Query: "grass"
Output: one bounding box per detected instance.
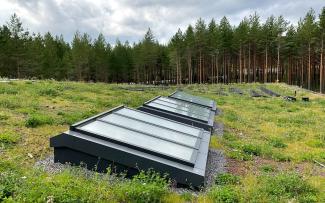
[0,80,324,202]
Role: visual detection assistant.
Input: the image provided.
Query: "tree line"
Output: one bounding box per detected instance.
[0,8,325,93]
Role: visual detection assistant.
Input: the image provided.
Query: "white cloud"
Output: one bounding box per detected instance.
[0,0,324,44]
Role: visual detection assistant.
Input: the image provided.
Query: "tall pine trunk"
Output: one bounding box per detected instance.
[239,45,242,83]
[248,43,251,83]
[264,46,268,83]
[277,42,280,82]
[308,43,311,90]
[321,37,324,93]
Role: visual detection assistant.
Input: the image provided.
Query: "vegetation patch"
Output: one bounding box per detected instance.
[37,87,61,97]
[268,138,287,148]
[0,132,20,145]
[257,172,318,202]
[215,173,240,186]
[208,185,240,203]
[113,170,170,203]
[25,113,54,128]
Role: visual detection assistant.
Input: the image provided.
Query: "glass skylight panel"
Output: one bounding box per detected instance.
[115,108,202,137]
[171,91,213,107]
[151,100,209,119]
[77,120,197,165]
[100,113,200,148]
[157,97,211,114]
[146,102,209,122]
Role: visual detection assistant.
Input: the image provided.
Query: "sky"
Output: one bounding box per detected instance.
[0,0,324,44]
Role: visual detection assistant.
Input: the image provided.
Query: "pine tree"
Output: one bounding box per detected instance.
[319,7,325,93]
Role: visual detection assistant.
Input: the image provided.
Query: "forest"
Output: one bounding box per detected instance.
[0,8,325,93]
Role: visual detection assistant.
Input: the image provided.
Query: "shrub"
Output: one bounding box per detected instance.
[209,186,239,203]
[0,113,9,120]
[180,192,193,201]
[272,152,292,162]
[259,164,275,173]
[224,111,239,122]
[242,144,261,156]
[269,138,287,148]
[0,172,21,201]
[37,88,60,97]
[258,172,317,202]
[114,170,170,203]
[25,114,54,128]
[0,132,20,144]
[0,98,21,109]
[215,173,240,186]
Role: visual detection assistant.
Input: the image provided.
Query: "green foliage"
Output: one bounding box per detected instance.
[215,173,240,186]
[258,172,318,202]
[268,138,287,148]
[242,144,262,156]
[0,132,20,144]
[37,87,60,97]
[209,186,240,203]
[180,192,193,201]
[25,113,54,127]
[113,170,170,203]
[259,164,275,173]
[0,172,21,201]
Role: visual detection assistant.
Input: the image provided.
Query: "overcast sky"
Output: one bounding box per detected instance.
[0,0,324,44]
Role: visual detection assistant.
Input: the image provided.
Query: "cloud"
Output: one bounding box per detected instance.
[0,0,324,44]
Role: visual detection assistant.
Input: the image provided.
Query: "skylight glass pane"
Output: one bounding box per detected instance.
[171,91,213,107]
[116,108,202,136]
[147,102,209,122]
[151,100,209,119]
[78,120,196,164]
[158,97,211,114]
[100,114,200,148]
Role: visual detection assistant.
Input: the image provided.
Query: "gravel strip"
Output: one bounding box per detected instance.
[35,155,68,174]
[213,122,224,136]
[204,149,226,188]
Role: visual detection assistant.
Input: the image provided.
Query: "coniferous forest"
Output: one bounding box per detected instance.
[1,8,325,93]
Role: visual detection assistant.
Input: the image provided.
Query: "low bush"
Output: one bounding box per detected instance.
[272,152,292,162]
[113,170,170,203]
[25,114,54,128]
[0,172,21,201]
[259,164,275,173]
[37,87,60,97]
[209,185,239,203]
[269,138,287,148]
[258,172,317,202]
[215,173,240,186]
[0,132,20,145]
[242,144,261,156]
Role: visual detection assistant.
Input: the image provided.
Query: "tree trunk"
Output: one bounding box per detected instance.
[216,54,219,84]
[187,54,191,84]
[179,57,182,85]
[321,37,324,93]
[176,56,179,85]
[308,43,311,90]
[199,51,202,84]
[264,46,268,83]
[253,48,256,82]
[239,45,242,83]
[248,43,251,83]
[301,57,304,87]
[277,42,280,82]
